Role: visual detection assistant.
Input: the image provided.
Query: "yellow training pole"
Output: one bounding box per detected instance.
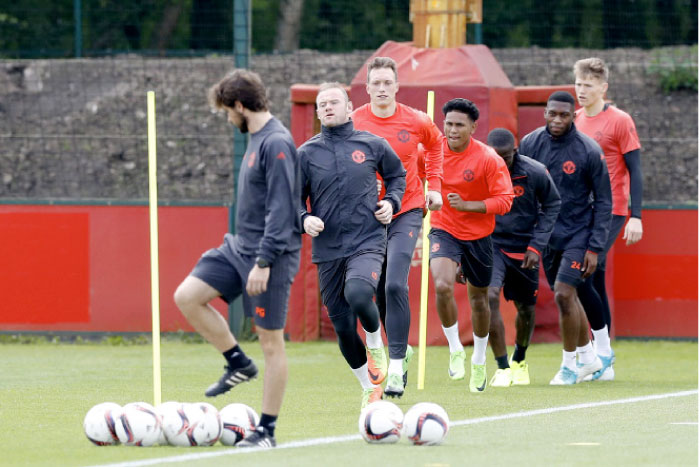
[147,91,162,406]
[417,90,435,390]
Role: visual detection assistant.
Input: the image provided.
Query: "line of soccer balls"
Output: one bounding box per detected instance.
[360,401,449,446]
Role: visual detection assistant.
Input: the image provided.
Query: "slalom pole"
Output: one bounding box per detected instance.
[417,90,435,390]
[147,91,162,406]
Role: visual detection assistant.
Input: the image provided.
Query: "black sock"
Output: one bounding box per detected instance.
[259,413,278,437]
[222,344,251,369]
[512,344,527,363]
[495,354,510,370]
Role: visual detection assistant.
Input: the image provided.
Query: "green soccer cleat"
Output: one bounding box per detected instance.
[448,350,466,380]
[361,385,383,409]
[384,373,404,398]
[469,362,487,392]
[366,347,388,385]
[402,344,414,388]
[510,359,531,385]
[489,368,512,387]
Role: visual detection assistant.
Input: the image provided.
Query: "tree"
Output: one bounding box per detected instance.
[274,0,304,51]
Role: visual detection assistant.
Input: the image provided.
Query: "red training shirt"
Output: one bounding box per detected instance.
[431,137,514,241]
[352,102,443,217]
[575,105,641,216]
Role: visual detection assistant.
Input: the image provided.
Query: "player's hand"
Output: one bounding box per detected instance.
[446,193,465,211]
[521,250,539,270]
[455,267,467,285]
[375,200,393,224]
[581,251,598,278]
[376,179,383,197]
[426,190,443,211]
[303,216,325,237]
[246,265,270,297]
[623,217,643,245]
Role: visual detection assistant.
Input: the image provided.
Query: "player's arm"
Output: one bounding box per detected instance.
[298,147,324,237]
[583,149,613,277]
[622,148,643,245]
[421,118,444,210]
[526,167,561,267]
[376,139,407,223]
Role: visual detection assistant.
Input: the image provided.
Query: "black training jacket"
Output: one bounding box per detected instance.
[492,152,561,256]
[520,124,612,253]
[299,120,407,263]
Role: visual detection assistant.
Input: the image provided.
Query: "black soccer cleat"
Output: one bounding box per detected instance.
[205,361,259,397]
[237,426,276,448]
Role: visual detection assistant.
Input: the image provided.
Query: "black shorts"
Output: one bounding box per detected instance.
[542,247,586,289]
[598,214,626,271]
[317,251,383,319]
[489,248,539,306]
[428,228,492,288]
[190,242,300,330]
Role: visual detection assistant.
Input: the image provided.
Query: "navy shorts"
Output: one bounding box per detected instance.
[190,242,300,330]
[489,248,539,306]
[542,247,586,289]
[598,214,626,271]
[428,228,492,288]
[317,251,384,319]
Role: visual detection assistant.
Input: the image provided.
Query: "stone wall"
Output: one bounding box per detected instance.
[0,46,696,204]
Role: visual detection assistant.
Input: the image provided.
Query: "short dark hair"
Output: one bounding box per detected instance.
[208,69,269,112]
[547,91,576,108]
[442,98,479,121]
[487,128,515,148]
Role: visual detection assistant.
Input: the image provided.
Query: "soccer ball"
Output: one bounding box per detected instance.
[161,402,223,447]
[219,403,260,446]
[83,402,121,446]
[358,400,403,444]
[402,402,450,446]
[114,402,163,447]
[156,401,180,445]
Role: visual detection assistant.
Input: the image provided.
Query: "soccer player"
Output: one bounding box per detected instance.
[351,56,444,397]
[485,128,561,387]
[173,69,301,448]
[520,91,612,385]
[298,82,406,409]
[428,98,514,392]
[574,57,643,381]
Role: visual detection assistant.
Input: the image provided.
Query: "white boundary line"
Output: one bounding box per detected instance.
[87,389,697,467]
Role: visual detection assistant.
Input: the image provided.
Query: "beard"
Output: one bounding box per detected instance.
[238,114,249,134]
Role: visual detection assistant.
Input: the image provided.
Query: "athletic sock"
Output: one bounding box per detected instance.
[352,363,374,390]
[259,413,277,437]
[472,333,489,365]
[512,344,528,363]
[495,354,510,370]
[591,326,612,357]
[442,322,463,354]
[562,350,577,371]
[388,358,403,376]
[577,342,596,365]
[365,326,384,349]
[223,344,251,369]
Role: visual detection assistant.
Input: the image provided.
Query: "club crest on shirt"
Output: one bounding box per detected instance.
[513,185,525,197]
[431,242,440,252]
[351,150,366,164]
[247,151,256,168]
[562,160,576,174]
[594,130,603,142]
[397,129,410,143]
[463,169,474,181]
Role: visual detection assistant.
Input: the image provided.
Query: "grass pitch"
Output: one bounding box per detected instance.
[0,339,696,466]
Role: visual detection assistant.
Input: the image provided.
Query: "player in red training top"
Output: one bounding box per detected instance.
[351,56,443,397]
[428,98,514,393]
[573,57,643,381]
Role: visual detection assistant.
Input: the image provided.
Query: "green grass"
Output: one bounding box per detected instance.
[1,340,696,466]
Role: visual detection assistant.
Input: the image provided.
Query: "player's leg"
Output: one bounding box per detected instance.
[487,249,510,387]
[462,236,493,392]
[428,229,465,380]
[505,254,538,385]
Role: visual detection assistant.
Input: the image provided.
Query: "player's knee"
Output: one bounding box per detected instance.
[173,281,196,313]
[385,279,408,298]
[554,287,576,312]
[344,279,374,308]
[433,277,454,296]
[487,287,500,304]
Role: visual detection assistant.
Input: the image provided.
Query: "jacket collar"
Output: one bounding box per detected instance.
[545,122,577,143]
[321,119,354,140]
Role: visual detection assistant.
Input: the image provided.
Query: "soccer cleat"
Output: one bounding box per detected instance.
[489,368,512,387]
[448,350,467,380]
[361,385,383,409]
[591,350,615,381]
[576,356,603,383]
[402,344,414,388]
[510,359,531,386]
[237,426,276,448]
[367,347,388,385]
[384,373,404,398]
[549,366,578,385]
[205,361,259,397]
[469,363,487,392]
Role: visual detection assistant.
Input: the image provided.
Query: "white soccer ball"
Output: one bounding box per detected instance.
[114,402,163,447]
[83,402,121,446]
[219,403,260,446]
[358,400,404,444]
[156,401,180,445]
[402,402,450,446]
[161,402,223,447]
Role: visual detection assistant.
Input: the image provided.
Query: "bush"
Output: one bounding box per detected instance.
[649,45,698,93]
